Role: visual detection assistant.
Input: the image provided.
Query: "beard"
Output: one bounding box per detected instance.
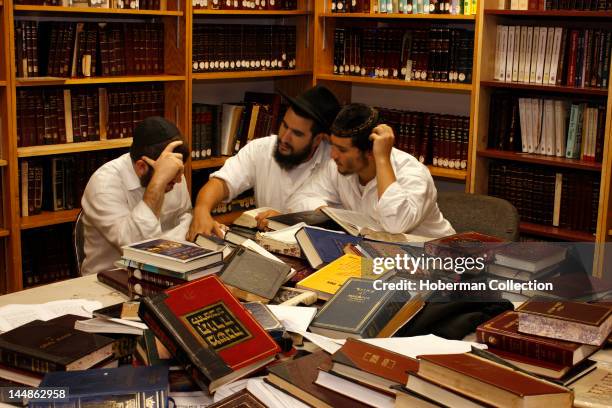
[273,138,315,170]
[139,166,153,187]
[337,152,369,176]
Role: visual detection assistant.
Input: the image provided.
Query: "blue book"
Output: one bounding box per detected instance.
[30,365,169,408]
[295,226,362,269]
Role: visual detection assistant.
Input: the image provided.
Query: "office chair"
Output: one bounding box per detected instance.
[437,192,520,241]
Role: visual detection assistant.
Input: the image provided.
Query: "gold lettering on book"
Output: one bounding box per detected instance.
[547,302,565,314]
[182,302,252,351]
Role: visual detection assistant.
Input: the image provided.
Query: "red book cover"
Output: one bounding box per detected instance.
[139,275,280,393]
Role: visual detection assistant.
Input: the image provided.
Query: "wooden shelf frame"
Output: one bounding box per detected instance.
[319,11,476,20]
[191,156,229,170]
[16,75,186,87]
[428,166,468,180]
[519,222,596,242]
[192,69,313,81]
[477,149,603,171]
[193,9,312,15]
[480,80,608,96]
[316,73,473,92]
[484,9,612,18]
[14,5,184,16]
[20,209,81,230]
[17,138,133,158]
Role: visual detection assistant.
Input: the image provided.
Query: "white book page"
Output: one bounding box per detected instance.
[361,334,487,359]
[247,378,310,408]
[324,207,382,234]
[267,305,317,333]
[259,222,307,244]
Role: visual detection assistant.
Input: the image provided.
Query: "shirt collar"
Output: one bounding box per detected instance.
[120,153,144,191]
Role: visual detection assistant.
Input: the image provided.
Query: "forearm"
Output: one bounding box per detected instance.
[194,178,229,215]
[376,158,397,199]
[143,181,166,218]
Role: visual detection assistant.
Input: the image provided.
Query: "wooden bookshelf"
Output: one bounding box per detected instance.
[520,222,596,242]
[18,139,133,158]
[193,9,311,15]
[191,157,229,170]
[0,229,9,238]
[0,80,6,86]
[212,210,245,226]
[480,80,608,96]
[20,209,81,230]
[477,149,603,171]
[484,9,612,18]
[0,160,7,167]
[319,12,476,20]
[16,75,186,87]
[192,69,312,81]
[428,166,468,180]
[316,73,473,92]
[13,5,184,16]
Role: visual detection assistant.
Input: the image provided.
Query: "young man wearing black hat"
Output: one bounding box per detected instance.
[187,85,341,239]
[295,103,455,238]
[80,117,192,276]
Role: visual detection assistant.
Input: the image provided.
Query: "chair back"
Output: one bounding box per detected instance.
[73,210,86,275]
[437,192,520,241]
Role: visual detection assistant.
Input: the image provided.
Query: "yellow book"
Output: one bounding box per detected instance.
[296,254,368,301]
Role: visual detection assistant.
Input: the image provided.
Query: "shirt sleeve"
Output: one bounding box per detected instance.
[289,160,341,212]
[82,189,163,250]
[374,162,437,234]
[160,180,193,241]
[210,139,260,202]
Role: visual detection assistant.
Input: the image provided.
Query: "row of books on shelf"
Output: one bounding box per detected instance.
[499,0,612,10]
[17,84,164,147]
[489,161,600,233]
[488,93,606,162]
[15,0,162,9]
[332,0,478,14]
[191,91,283,160]
[379,107,470,169]
[494,26,611,89]
[192,24,296,73]
[19,150,125,217]
[21,225,76,287]
[192,0,297,9]
[16,21,164,79]
[334,26,474,83]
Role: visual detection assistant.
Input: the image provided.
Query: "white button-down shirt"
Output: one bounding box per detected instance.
[81,153,192,276]
[211,135,331,212]
[293,148,455,238]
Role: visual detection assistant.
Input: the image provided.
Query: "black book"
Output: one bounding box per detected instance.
[266,210,341,231]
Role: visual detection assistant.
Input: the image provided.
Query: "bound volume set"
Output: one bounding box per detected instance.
[494,25,611,90]
[15,22,165,79]
[334,26,474,83]
[192,25,296,73]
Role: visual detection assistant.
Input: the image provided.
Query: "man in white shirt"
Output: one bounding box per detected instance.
[187,86,341,239]
[81,117,192,276]
[295,103,455,238]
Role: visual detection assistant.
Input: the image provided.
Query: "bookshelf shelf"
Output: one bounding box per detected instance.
[427,166,467,180]
[193,9,311,15]
[0,160,7,167]
[16,75,186,87]
[477,149,603,171]
[0,81,6,86]
[191,157,229,170]
[192,69,312,80]
[13,5,184,16]
[316,74,473,92]
[18,138,132,158]
[20,209,81,230]
[319,12,476,20]
[0,229,9,238]
[520,222,596,242]
[480,80,608,96]
[213,210,244,226]
[484,9,612,18]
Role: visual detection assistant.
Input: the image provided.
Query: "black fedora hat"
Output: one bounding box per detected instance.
[279,85,341,133]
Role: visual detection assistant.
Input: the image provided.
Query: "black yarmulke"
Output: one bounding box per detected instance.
[133,117,181,147]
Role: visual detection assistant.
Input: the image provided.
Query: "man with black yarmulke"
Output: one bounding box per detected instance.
[294,103,455,238]
[80,117,192,276]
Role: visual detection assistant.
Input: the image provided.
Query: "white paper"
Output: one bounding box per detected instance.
[267,305,316,333]
[297,331,345,354]
[315,370,395,408]
[246,378,309,408]
[361,334,487,359]
[259,222,307,244]
[168,391,214,408]
[212,377,251,402]
[0,299,102,333]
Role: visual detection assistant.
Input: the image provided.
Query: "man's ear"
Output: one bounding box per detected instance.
[133,159,148,177]
[313,132,326,147]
